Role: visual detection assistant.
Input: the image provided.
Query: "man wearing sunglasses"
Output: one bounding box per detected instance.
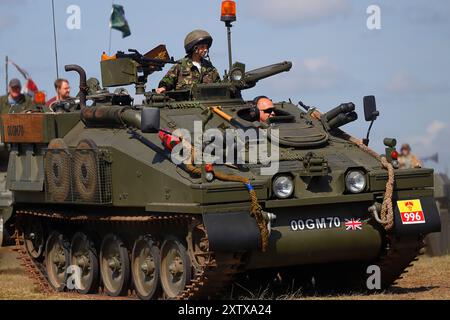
[255,96,276,123]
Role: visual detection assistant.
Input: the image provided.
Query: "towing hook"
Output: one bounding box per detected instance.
[262,211,277,234]
[368,203,383,224]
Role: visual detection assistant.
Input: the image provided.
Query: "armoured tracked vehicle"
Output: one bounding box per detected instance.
[0,1,441,299]
[0,138,13,246]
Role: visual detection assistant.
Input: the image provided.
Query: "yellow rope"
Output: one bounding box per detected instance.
[213,171,270,252]
[340,132,395,231]
[180,138,270,252]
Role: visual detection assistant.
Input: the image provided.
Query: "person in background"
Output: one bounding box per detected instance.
[46,78,71,111]
[0,79,33,114]
[398,143,422,169]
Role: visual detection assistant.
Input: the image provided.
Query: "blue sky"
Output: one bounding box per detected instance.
[0,0,449,172]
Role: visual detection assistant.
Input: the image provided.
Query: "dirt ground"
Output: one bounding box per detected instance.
[0,246,449,300]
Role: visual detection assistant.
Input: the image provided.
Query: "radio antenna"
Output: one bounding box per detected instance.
[51,0,59,79]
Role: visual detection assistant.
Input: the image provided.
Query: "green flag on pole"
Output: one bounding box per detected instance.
[110,4,131,38]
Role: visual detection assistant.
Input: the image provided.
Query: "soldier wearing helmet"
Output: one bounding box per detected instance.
[156,30,221,93]
[398,143,422,169]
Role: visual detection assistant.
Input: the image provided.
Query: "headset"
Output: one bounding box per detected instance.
[248,96,269,122]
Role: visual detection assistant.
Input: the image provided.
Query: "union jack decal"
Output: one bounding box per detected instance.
[344,219,363,231]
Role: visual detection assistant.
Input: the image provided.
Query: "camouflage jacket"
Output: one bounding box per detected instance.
[158,57,221,91]
[0,94,34,114]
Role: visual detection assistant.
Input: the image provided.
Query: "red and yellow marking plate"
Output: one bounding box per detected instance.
[397,199,426,225]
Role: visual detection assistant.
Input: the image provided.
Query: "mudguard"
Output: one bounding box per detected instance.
[202,212,261,252]
[394,197,441,235]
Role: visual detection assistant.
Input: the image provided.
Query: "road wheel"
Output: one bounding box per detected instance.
[70,232,100,294]
[45,231,70,291]
[131,236,161,300]
[186,221,211,272]
[100,234,130,296]
[160,237,191,298]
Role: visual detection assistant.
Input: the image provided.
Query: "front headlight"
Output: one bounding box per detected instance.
[345,170,367,193]
[273,175,294,199]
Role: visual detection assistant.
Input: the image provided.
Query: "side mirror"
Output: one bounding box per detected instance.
[141,107,160,133]
[363,95,379,122]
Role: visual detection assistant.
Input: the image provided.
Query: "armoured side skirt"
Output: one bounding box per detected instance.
[393,196,441,235]
[202,212,261,252]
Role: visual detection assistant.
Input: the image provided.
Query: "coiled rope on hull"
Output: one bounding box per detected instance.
[182,138,270,252]
[339,131,395,231]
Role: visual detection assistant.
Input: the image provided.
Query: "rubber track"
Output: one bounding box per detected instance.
[375,235,426,290]
[14,209,245,300]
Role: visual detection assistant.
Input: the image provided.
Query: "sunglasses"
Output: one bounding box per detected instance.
[261,108,276,114]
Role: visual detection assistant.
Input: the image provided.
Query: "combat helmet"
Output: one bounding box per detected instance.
[184,29,213,54]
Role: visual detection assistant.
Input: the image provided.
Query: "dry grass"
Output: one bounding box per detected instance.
[0,247,72,300]
[1,247,449,300]
[343,255,450,301]
[236,255,450,300]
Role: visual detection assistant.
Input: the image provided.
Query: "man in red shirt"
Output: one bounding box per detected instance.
[46,79,71,111]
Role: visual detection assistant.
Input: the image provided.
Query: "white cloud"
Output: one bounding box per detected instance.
[299,57,340,90]
[428,121,446,136]
[297,57,349,91]
[412,121,447,148]
[408,121,449,171]
[303,57,332,72]
[387,72,418,94]
[248,0,350,26]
